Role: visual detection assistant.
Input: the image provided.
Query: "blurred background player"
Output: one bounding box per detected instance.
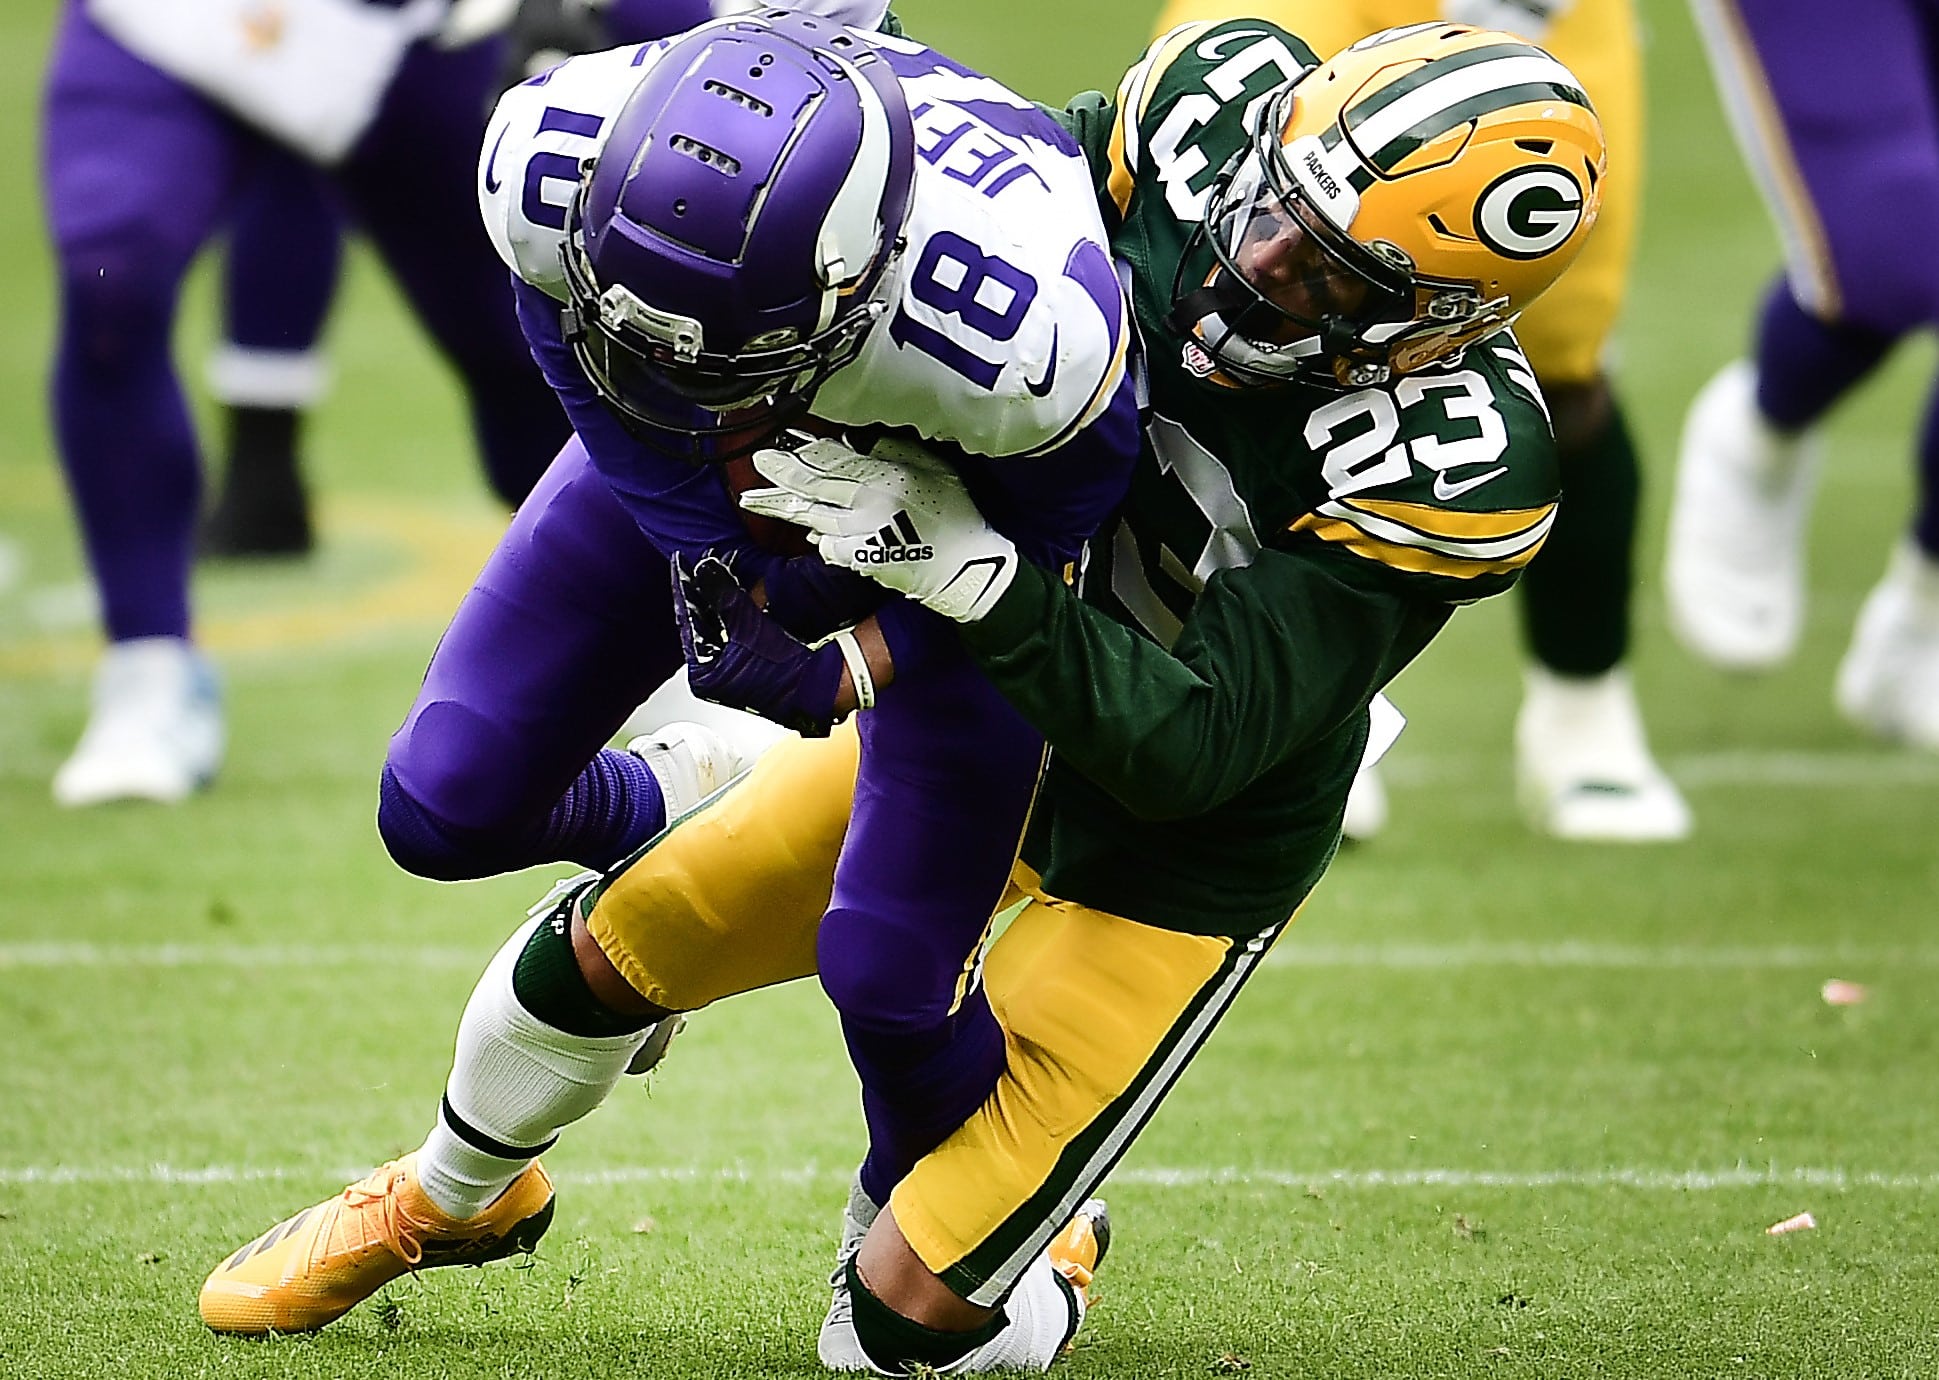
[1148,0,1690,842]
[42,0,570,808]
[191,0,660,562]
[1669,0,1939,752]
[200,152,344,559]
[187,0,697,564]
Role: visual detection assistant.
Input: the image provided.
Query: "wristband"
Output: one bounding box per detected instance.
[832,629,876,711]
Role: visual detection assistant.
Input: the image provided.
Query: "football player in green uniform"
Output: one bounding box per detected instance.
[724,17,1606,1367]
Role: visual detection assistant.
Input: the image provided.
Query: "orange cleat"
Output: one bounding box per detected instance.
[1046,1198,1111,1302]
[199,1154,553,1335]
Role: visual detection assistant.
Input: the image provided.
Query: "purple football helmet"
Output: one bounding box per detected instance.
[560,9,915,455]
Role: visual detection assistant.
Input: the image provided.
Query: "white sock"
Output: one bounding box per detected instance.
[206,343,331,408]
[415,917,650,1219]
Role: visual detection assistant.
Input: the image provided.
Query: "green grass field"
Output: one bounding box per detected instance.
[4,2,1938,1376]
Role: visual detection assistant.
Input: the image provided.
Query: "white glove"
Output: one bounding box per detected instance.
[741,437,1020,623]
[1440,0,1572,42]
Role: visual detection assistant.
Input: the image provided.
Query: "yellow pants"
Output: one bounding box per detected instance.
[1145,0,1642,384]
[579,727,1292,1302]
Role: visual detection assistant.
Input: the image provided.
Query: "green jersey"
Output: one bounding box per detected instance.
[958,19,1562,936]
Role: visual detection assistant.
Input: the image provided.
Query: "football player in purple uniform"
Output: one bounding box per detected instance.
[203,14,1135,1370]
[42,0,572,807]
[1669,0,1939,750]
[191,0,728,561]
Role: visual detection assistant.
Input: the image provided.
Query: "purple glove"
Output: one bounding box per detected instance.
[673,552,846,738]
[761,551,890,645]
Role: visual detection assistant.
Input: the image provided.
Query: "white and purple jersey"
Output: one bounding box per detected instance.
[84,0,451,161]
[480,29,1132,462]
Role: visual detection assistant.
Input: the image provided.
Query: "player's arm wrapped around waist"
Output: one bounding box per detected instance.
[957,548,1422,821]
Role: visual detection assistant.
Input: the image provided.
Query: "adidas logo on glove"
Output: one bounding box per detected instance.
[855,511,935,565]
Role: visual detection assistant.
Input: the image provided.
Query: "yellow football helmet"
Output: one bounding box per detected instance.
[1174,22,1606,389]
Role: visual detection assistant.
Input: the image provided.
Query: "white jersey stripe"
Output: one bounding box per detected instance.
[1491,346,1552,428]
[1319,498,1555,560]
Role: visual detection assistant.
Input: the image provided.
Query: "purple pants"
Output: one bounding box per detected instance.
[1701,0,1939,549]
[224,149,342,357]
[40,2,568,641]
[385,437,682,847]
[1705,0,1939,333]
[383,438,1042,1198]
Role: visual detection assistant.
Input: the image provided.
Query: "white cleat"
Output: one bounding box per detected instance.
[1664,360,1820,671]
[1339,762,1389,842]
[52,636,223,807]
[619,666,794,752]
[816,1194,1104,1375]
[817,1174,881,1372]
[626,717,773,818]
[1834,541,1939,751]
[624,1012,688,1076]
[1514,666,1692,843]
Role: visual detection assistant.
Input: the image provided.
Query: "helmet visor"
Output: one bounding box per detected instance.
[557,199,869,457]
[1206,150,1408,347]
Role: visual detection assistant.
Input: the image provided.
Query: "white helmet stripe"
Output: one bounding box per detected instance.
[1344,53,1584,164]
[813,43,894,331]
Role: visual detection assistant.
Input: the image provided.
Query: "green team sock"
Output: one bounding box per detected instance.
[845,1257,1006,1373]
[1517,399,1643,677]
[511,890,651,1039]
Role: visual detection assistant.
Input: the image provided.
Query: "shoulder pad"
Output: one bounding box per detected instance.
[479,44,668,300]
[811,88,1131,456]
[1290,361,1558,586]
[710,0,890,26]
[1105,20,1315,222]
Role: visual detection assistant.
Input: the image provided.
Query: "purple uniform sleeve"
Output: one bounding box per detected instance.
[513,276,777,577]
[877,373,1142,677]
[959,370,1141,569]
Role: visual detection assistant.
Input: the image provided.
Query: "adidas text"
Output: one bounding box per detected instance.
[856,544,935,564]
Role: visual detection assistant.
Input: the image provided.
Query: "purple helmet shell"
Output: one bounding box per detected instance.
[560,9,915,454]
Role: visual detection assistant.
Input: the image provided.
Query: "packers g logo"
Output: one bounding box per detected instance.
[1473,167,1585,261]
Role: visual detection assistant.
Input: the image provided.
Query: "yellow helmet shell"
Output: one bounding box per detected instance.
[1277,23,1607,378]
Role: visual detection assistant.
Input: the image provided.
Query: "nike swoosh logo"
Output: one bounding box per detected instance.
[1025,328,1059,397]
[483,128,507,195]
[1432,465,1509,502]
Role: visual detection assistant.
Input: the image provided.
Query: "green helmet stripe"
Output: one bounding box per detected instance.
[1367,80,1592,173]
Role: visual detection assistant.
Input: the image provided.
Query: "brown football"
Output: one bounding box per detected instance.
[719,415,841,557]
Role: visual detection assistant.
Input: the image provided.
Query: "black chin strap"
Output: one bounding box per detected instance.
[1166,273,1255,337]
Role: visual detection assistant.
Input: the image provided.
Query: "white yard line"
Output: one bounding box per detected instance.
[1,1163,1935,1190]
[5,941,1934,971]
[1667,751,1939,787]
